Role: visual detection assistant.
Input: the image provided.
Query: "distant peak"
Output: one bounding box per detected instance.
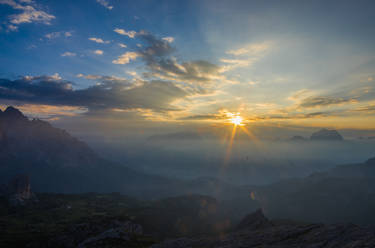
[365,157,375,166]
[2,106,27,121]
[310,128,343,141]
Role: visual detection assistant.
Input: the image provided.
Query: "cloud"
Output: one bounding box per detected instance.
[219,58,255,72]
[298,96,357,108]
[3,103,88,120]
[112,51,139,64]
[114,28,136,38]
[288,89,314,101]
[93,49,104,55]
[118,43,127,48]
[179,114,226,121]
[162,36,174,43]
[353,104,375,113]
[113,31,223,90]
[61,51,76,57]
[0,75,188,113]
[0,0,55,31]
[96,0,113,10]
[89,37,110,44]
[226,42,270,56]
[45,31,72,39]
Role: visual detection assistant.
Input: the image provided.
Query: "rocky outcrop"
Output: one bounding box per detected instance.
[236,208,272,230]
[310,128,343,141]
[152,210,375,248]
[0,174,37,206]
[51,220,143,248]
[77,221,143,248]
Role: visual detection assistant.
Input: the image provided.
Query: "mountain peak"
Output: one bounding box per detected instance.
[310,128,343,141]
[1,106,28,121]
[365,157,375,166]
[236,208,272,230]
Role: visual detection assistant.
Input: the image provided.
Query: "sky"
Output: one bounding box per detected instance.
[0,0,375,139]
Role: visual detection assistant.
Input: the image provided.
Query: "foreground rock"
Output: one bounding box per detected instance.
[51,219,145,248]
[0,174,37,206]
[152,209,375,248]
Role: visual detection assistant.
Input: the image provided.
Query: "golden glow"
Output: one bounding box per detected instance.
[230,115,243,126]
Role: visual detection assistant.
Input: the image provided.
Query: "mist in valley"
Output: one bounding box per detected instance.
[88,135,375,186]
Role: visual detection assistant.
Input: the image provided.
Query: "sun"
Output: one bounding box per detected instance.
[230,115,243,126]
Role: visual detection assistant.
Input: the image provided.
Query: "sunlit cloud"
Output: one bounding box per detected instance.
[112,51,139,64]
[226,41,271,56]
[89,37,110,44]
[96,0,113,10]
[118,43,127,48]
[298,96,358,108]
[162,36,174,43]
[0,103,88,120]
[114,28,136,38]
[0,0,55,31]
[93,49,104,55]
[61,51,76,57]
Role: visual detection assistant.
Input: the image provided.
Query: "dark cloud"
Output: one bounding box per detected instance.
[179,114,227,120]
[0,75,187,112]
[259,112,334,120]
[114,31,222,90]
[353,104,375,113]
[180,111,340,122]
[299,96,357,108]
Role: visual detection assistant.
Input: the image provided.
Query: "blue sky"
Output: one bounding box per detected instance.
[0,0,375,138]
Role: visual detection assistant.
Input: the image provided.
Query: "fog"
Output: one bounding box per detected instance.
[86,136,375,186]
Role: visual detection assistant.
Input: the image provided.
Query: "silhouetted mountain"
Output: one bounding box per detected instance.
[289,135,307,142]
[0,106,252,201]
[310,128,343,141]
[0,107,178,197]
[252,156,375,225]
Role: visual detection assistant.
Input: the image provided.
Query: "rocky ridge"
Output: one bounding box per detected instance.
[152,209,375,248]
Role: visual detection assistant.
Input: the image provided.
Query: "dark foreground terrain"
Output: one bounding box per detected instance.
[1,192,375,248]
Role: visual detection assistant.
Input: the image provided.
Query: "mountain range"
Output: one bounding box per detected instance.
[0,106,250,201]
[251,157,375,225]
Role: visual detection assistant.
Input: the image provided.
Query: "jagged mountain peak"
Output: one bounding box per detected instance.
[1,106,28,121]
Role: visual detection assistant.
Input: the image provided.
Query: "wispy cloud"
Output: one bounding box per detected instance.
[114,28,137,38]
[96,0,113,10]
[112,51,139,64]
[118,43,127,48]
[61,51,76,57]
[89,37,110,44]
[226,42,271,56]
[45,31,72,39]
[93,49,104,55]
[298,96,357,108]
[0,0,55,31]
[162,36,174,43]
